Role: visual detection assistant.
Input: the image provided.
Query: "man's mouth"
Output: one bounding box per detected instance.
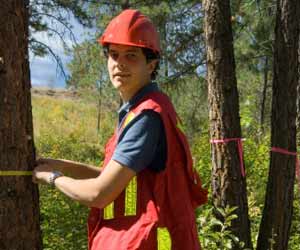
[114,72,131,78]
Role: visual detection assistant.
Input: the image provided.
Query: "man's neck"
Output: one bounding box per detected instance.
[119,91,133,103]
[119,81,151,103]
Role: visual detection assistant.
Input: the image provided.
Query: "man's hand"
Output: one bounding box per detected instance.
[32,162,54,185]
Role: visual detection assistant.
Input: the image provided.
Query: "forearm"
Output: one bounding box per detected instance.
[51,159,101,179]
[54,176,102,207]
[34,159,136,209]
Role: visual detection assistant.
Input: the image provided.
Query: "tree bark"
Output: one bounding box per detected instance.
[203,0,252,249]
[260,56,269,133]
[297,34,300,148]
[297,34,300,194]
[0,1,42,249]
[257,0,300,249]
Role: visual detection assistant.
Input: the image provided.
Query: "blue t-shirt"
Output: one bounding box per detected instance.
[111,82,167,173]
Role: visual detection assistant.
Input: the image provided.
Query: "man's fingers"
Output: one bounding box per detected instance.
[32,176,37,184]
[36,158,46,165]
[32,170,38,184]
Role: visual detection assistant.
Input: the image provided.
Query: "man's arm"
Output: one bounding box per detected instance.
[36,158,101,179]
[33,159,135,209]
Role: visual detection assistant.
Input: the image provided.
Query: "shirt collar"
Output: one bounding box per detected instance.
[117,82,159,114]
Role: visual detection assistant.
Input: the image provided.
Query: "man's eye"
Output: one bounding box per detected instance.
[126,53,137,60]
[109,52,118,60]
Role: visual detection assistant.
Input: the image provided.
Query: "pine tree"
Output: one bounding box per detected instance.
[203,0,253,248]
[0,1,42,249]
[257,0,300,249]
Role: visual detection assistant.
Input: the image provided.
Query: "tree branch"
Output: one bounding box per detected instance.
[30,38,67,80]
[31,12,79,47]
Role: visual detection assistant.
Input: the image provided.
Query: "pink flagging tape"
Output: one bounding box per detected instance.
[210,138,246,177]
[271,147,298,156]
[271,147,300,192]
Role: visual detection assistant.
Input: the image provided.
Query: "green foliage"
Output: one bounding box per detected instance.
[232,0,275,132]
[198,206,249,250]
[192,132,211,189]
[66,41,108,90]
[192,130,299,249]
[39,186,88,250]
[32,94,116,249]
[161,76,208,142]
[288,190,300,250]
[28,0,95,78]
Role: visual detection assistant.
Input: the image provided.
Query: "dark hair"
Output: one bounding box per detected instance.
[103,45,160,80]
[141,47,160,80]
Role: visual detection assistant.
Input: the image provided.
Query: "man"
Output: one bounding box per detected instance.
[33,9,207,250]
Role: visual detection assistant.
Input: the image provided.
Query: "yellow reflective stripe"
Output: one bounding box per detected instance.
[157,227,171,250]
[124,176,137,216]
[103,201,114,220]
[0,171,32,176]
[122,111,136,129]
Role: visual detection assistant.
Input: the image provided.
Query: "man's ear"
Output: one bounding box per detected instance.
[147,59,158,74]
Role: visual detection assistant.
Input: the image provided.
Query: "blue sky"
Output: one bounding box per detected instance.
[29,17,94,89]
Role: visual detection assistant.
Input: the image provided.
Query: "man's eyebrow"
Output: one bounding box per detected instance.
[126,49,139,53]
[109,48,139,53]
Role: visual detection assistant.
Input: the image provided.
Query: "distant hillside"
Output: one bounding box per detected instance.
[31,87,79,100]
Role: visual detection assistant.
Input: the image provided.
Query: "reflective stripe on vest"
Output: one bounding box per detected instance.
[122,111,136,130]
[157,227,171,250]
[103,111,138,220]
[125,176,137,216]
[103,201,114,220]
[103,176,137,219]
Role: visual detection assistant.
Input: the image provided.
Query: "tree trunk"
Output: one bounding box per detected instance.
[0,1,42,249]
[260,56,269,133]
[297,34,300,193]
[257,0,300,249]
[297,35,300,148]
[96,84,102,136]
[203,0,252,249]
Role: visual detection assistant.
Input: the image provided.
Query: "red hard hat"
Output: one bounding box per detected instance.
[98,9,161,55]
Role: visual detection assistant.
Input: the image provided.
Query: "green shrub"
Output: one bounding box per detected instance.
[198,206,250,250]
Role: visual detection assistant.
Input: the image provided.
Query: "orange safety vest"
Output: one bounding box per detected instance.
[87,91,208,250]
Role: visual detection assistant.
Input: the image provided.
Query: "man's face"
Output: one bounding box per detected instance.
[107,44,156,100]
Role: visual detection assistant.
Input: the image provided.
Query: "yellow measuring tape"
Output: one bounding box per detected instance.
[0,171,33,176]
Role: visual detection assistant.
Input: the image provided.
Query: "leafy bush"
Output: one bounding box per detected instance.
[39,186,88,250]
[198,206,249,250]
[32,95,114,249]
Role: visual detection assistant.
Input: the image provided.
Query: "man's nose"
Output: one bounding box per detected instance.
[115,54,127,68]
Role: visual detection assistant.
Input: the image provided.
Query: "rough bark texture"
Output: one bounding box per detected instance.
[260,56,269,133]
[0,1,42,249]
[297,35,300,147]
[203,0,252,249]
[257,0,300,249]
